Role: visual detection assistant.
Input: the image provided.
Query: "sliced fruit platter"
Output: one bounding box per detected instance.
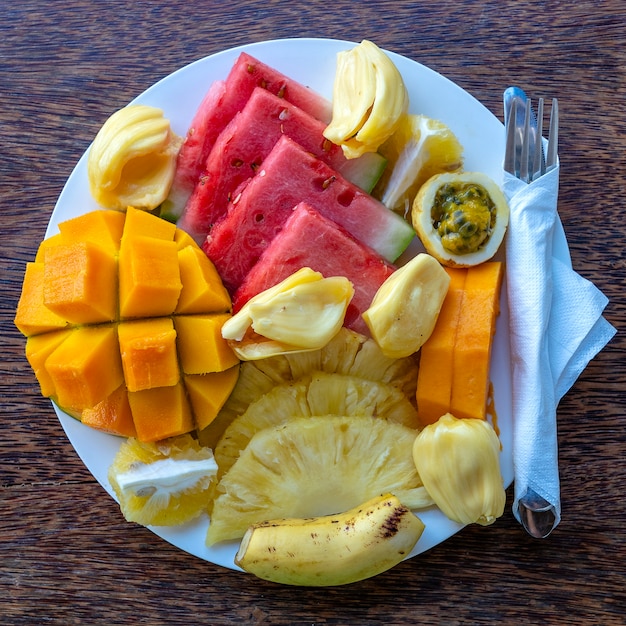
[15,38,516,584]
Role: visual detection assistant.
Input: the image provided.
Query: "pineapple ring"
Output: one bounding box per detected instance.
[207,415,433,546]
[214,370,420,478]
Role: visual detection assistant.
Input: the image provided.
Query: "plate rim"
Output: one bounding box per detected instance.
[46,36,555,572]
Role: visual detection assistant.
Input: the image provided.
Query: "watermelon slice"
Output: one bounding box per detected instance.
[160,52,333,222]
[177,87,387,242]
[203,135,415,293]
[233,202,396,336]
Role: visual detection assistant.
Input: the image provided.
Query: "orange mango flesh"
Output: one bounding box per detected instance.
[416,262,503,425]
[58,209,125,257]
[129,382,194,442]
[118,317,180,392]
[45,324,124,412]
[25,329,72,398]
[81,384,137,438]
[15,206,240,441]
[174,314,240,375]
[175,245,231,314]
[184,366,240,431]
[43,241,118,324]
[14,262,69,336]
[118,236,182,318]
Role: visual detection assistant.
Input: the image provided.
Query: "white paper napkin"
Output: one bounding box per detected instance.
[503,164,616,531]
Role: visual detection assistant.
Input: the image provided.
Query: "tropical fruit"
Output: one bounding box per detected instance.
[412,171,510,268]
[108,434,218,526]
[203,135,413,292]
[374,114,464,214]
[15,207,240,441]
[416,262,503,425]
[232,202,396,336]
[207,415,432,545]
[164,51,334,223]
[197,326,419,448]
[176,87,386,241]
[235,493,425,587]
[214,371,420,478]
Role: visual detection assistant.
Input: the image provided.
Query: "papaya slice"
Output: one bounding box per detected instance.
[416,262,503,424]
[450,262,503,419]
[416,267,467,425]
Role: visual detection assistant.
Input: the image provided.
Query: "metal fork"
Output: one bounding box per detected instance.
[503,89,561,538]
[504,91,559,183]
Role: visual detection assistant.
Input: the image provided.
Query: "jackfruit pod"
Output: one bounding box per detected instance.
[412,412,506,526]
[363,253,450,358]
[324,40,408,159]
[88,105,182,210]
[221,267,354,360]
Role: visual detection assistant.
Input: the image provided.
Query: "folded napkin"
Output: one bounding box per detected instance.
[503,164,616,532]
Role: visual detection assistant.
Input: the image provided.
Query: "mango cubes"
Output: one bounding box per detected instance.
[15,207,239,441]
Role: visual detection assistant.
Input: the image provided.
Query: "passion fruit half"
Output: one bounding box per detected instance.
[411,172,509,267]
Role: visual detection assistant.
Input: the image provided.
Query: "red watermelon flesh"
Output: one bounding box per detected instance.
[177,87,386,242]
[203,135,414,293]
[233,202,396,336]
[161,52,332,222]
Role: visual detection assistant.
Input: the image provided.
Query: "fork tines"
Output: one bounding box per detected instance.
[505,95,559,183]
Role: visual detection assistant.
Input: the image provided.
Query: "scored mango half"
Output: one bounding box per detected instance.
[15,207,240,441]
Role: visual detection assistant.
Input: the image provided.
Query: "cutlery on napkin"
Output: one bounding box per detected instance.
[502,89,616,537]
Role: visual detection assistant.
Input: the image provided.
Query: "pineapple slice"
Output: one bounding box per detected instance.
[207,415,433,545]
[197,328,418,448]
[108,434,217,526]
[214,371,420,478]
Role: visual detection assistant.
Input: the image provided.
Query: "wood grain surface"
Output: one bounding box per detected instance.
[1,1,624,624]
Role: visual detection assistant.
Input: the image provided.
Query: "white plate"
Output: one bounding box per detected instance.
[49,38,517,572]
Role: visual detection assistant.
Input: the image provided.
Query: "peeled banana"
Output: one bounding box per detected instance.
[234,493,425,586]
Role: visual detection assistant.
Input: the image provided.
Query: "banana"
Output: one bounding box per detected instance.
[234,493,425,586]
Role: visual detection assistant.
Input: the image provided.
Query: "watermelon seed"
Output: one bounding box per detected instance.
[322,176,336,190]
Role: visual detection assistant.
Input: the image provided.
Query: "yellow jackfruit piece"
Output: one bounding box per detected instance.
[221,268,354,360]
[323,40,408,159]
[87,105,182,210]
[412,412,506,526]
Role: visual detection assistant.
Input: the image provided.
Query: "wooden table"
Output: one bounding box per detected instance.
[2,1,624,623]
